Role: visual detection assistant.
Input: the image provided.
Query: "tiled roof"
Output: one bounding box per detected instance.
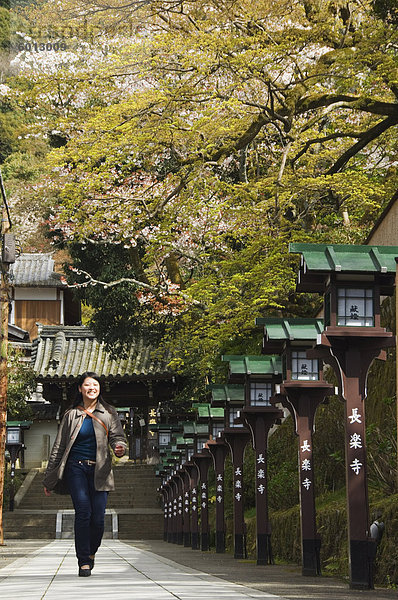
[9,323,30,341]
[31,325,173,381]
[10,253,66,287]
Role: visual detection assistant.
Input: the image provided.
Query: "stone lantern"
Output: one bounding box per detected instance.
[290,242,397,589]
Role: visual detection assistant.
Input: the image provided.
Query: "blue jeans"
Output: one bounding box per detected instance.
[65,459,108,567]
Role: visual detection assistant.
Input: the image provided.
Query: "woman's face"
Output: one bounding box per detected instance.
[79,377,100,403]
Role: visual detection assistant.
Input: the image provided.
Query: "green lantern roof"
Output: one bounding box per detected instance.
[6,420,32,428]
[182,421,209,436]
[210,407,224,419]
[289,243,398,294]
[256,318,323,341]
[192,402,224,420]
[209,384,245,405]
[192,403,211,419]
[196,423,210,435]
[150,423,180,431]
[222,354,282,376]
[256,318,324,353]
[176,436,194,448]
[183,422,195,436]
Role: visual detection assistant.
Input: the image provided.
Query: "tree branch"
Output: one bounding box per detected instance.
[68,267,158,292]
[292,131,363,164]
[180,93,397,173]
[275,140,292,220]
[296,94,398,117]
[149,174,190,217]
[68,268,206,308]
[327,115,398,174]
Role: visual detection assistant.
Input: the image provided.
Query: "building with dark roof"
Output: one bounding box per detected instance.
[7,253,177,467]
[9,253,80,340]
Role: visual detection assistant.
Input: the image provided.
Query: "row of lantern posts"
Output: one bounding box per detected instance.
[156,242,398,590]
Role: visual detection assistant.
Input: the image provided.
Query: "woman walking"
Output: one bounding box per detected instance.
[43,372,127,576]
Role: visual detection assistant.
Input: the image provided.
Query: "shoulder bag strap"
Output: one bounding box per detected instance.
[77,405,109,436]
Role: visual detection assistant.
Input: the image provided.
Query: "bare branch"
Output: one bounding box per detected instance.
[275,140,293,219]
[68,267,206,308]
[68,267,158,292]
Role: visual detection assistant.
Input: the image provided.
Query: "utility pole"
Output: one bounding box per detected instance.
[0,168,12,546]
[0,1,13,545]
[396,260,398,493]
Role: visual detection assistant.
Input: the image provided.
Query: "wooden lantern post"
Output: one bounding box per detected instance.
[258,318,335,575]
[160,480,171,542]
[193,448,213,551]
[169,473,179,544]
[174,468,185,545]
[217,383,251,559]
[185,461,200,550]
[290,243,397,589]
[207,437,229,553]
[176,436,195,548]
[222,355,284,566]
[191,424,212,552]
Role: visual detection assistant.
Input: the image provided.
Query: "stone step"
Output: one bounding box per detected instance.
[3,509,164,540]
[20,496,160,508]
[21,485,159,492]
[18,465,161,510]
[11,463,163,539]
[3,512,57,539]
[22,490,159,498]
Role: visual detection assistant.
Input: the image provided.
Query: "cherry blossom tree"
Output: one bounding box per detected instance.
[7,0,398,385]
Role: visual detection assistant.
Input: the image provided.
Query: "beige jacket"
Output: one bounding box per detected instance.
[43,398,127,492]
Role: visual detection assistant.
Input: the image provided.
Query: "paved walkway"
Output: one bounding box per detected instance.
[0,539,282,600]
[0,539,395,600]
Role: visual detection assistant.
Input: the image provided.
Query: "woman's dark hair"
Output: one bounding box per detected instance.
[72,372,103,407]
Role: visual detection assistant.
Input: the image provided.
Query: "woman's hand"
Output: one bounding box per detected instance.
[44,487,52,497]
[114,444,125,457]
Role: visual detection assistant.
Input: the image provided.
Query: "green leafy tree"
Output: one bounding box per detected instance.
[7,348,36,420]
[9,0,398,386]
